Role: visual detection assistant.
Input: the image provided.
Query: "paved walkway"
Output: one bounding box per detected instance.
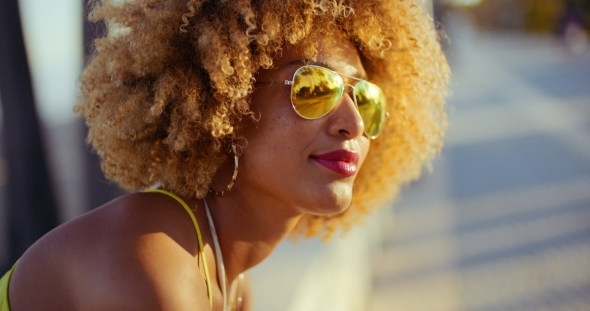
[368,30,590,311]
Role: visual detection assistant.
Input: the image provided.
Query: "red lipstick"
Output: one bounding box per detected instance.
[310,149,359,177]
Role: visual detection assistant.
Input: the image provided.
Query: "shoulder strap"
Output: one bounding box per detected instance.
[143,189,213,309]
[0,262,17,311]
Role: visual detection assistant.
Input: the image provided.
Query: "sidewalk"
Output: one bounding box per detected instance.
[368,31,590,311]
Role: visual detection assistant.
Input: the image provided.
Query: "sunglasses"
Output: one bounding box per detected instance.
[256,65,387,139]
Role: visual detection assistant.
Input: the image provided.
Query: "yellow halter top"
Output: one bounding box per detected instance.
[0,263,16,311]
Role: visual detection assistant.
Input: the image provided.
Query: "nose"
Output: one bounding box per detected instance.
[326,91,365,139]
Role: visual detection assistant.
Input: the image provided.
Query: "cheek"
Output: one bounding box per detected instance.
[246,88,310,148]
[357,138,371,171]
[240,90,319,187]
[246,115,307,163]
[242,92,296,163]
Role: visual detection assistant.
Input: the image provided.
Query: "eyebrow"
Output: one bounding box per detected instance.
[311,60,368,80]
[285,60,368,80]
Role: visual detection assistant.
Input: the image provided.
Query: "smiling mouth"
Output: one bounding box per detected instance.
[310,149,359,177]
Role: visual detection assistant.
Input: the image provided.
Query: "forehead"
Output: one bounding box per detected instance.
[270,30,367,80]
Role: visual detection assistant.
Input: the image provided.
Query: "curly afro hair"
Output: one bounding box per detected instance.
[76,0,449,239]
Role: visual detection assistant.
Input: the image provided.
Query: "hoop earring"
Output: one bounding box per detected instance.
[208,144,239,196]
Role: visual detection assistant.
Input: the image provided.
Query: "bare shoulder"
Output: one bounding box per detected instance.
[10,192,211,311]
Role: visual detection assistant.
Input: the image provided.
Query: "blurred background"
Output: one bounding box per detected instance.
[368,0,590,310]
[0,0,589,310]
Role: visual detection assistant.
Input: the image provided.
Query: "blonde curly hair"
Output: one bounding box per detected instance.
[76,0,449,239]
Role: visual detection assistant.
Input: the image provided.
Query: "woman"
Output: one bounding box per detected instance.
[0,0,449,310]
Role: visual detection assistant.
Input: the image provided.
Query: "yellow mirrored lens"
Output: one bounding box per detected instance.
[355,80,386,138]
[292,66,344,119]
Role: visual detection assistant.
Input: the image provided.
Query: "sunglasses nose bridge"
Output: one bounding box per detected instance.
[340,83,365,127]
[342,83,358,108]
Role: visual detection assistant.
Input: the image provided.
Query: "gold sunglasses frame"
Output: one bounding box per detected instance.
[256,64,387,139]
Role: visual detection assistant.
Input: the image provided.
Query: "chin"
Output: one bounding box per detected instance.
[303,182,354,215]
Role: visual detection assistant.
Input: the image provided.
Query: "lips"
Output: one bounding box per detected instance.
[310,149,359,177]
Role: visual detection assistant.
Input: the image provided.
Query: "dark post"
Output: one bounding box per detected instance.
[0,0,60,268]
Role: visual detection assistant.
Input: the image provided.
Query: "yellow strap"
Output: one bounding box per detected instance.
[0,262,17,311]
[144,189,213,309]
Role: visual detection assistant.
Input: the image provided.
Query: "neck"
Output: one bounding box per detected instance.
[203,188,303,284]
